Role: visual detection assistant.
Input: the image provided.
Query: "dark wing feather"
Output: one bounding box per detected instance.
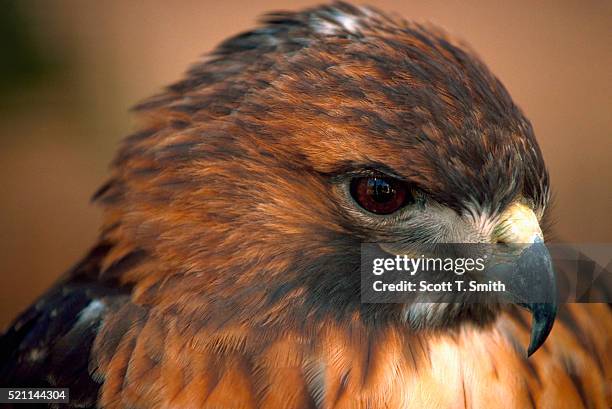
[0,243,131,408]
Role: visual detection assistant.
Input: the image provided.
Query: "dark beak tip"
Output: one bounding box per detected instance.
[523,302,558,357]
[515,240,558,358]
[527,338,544,357]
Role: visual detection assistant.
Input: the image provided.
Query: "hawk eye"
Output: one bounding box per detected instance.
[350,175,413,215]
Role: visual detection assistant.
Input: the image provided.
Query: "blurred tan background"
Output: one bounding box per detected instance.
[0,0,611,328]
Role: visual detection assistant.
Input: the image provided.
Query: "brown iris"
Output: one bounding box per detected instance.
[350,174,413,215]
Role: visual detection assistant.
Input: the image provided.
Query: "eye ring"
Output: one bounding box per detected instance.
[349,174,414,215]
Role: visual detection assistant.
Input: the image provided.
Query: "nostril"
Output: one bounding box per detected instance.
[492,237,512,254]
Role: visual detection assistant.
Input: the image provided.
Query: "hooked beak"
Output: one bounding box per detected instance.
[493,203,557,357]
[514,238,557,356]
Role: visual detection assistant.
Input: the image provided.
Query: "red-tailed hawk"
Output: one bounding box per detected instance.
[1,2,610,408]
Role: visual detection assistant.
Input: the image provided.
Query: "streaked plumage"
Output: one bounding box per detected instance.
[1,3,610,408]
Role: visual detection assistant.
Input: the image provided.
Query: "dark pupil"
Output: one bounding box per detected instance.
[368,178,395,203]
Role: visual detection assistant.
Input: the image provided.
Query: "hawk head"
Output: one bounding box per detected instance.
[96,3,554,356]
